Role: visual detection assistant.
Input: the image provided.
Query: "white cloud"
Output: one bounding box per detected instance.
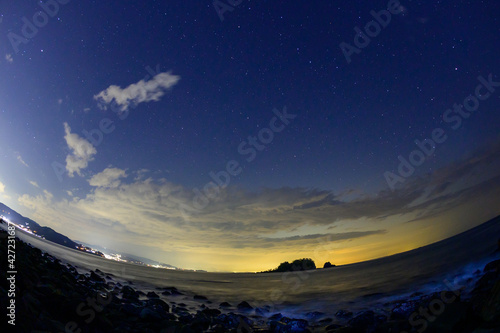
[5,54,13,63]
[43,190,53,200]
[16,153,29,167]
[89,168,127,188]
[94,71,180,111]
[64,122,97,177]
[29,181,39,188]
[0,181,10,201]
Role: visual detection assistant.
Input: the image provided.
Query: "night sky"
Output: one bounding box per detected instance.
[0,0,499,271]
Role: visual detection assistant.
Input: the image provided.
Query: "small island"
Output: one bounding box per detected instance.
[261,258,338,273]
[260,258,316,273]
[323,261,336,268]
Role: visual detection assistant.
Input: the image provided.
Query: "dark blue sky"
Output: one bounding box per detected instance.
[0,0,499,271]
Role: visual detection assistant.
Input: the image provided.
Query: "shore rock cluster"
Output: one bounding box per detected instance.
[1,230,500,332]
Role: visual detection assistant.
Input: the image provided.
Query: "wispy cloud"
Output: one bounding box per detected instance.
[29,181,39,188]
[94,72,180,111]
[5,54,13,63]
[0,181,5,193]
[16,153,29,167]
[89,168,127,188]
[64,122,97,177]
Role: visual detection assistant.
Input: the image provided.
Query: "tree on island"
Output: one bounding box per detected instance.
[323,261,336,268]
[262,258,316,273]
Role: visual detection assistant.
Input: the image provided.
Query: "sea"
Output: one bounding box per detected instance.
[4,216,500,320]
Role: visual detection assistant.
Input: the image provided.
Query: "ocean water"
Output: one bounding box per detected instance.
[6,217,500,319]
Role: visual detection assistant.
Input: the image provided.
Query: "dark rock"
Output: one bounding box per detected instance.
[194,294,208,300]
[269,320,288,332]
[190,312,211,331]
[306,311,324,319]
[76,274,86,283]
[146,298,170,312]
[120,303,142,316]
[219,301,232,308]
[139,306,163,320]
[216,313,247,330]
[473,279,500,323]
[121,285,139,301]
[474,271,498,293]
[255,307,268,316]
[178,313,193,324]
[269,313,283,321]
[146,291,159,298]
[484,259,500,272]
[335,310,353,318]
[319,317,333,324]
[202,308,221,317]
[171,289,184,296]
[173,306,189,314]
[287,318,309,332]
[90,271,105,282]
[390,301,417,320]
[348,310,375,329]
[237,301,253,311]
[325,323,342,330]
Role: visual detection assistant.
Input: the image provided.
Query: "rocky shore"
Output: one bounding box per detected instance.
[1,230,500,332]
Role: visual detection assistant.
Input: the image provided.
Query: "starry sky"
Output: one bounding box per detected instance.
[0,1,499,272]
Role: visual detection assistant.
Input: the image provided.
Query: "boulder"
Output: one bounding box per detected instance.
[194,294,208,300]
[146,291,159,298]
[121,285,139,301]
[219,301,232,308]
[335,310,353,319]
[237,301,253,311]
